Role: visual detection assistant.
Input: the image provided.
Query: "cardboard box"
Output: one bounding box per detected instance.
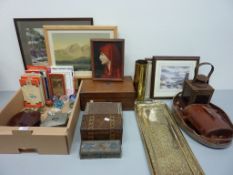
[80,76,136,111]
[0,88,81,154]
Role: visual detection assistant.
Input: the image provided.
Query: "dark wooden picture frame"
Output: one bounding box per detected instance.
[151,56,200,99]
[14,18,93,69]
[91,39,124,81]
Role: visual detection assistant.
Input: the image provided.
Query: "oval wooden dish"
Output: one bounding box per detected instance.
[172,92,233,149]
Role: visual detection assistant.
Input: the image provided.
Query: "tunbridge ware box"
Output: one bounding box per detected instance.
[80,76,136,111]
[0,89,81,154]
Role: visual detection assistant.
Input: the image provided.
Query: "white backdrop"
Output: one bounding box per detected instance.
[0,0,233,91]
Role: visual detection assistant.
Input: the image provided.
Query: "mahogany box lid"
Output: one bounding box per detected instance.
[80,76,136,110]
[80,76,135,96]
[84,102,122,115]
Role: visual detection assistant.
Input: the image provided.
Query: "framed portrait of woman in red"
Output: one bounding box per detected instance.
[91,39,124,81]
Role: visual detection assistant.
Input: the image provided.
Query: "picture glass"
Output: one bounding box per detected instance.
[14,18,93,68]
[48,31,113,71]
[45,26,117,78]
[91,39,124,81]
[50,76,64,96]
[152,58,199,98]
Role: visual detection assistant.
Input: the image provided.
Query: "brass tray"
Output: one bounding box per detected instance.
[135,101,204,175]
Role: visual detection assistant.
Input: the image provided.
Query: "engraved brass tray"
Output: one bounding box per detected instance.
[135,101,204,175]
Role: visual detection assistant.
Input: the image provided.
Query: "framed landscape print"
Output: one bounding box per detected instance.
[14,18,93,69]
[44,25,117,78]
[91,39,124,81]
[151,56,200,99]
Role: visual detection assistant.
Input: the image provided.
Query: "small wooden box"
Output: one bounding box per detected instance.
[80,76,136,110]
[80,140,122,159]
[80,114,123,142]
[182,80,214,104]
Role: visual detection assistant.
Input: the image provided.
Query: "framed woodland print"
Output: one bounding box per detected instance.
[44,25,117,78]
[14,18,93,69]
[151,56,200,99]
[91,39,124,81]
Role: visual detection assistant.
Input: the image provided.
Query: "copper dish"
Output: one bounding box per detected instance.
[173,92,233,149]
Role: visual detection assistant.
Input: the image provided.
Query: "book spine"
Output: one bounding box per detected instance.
[19,77,44,108]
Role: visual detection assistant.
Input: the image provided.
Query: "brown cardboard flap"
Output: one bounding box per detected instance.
[0,89,24,125]
[0,126,67,135]
[66,82,82,148]
[67,81,82,128]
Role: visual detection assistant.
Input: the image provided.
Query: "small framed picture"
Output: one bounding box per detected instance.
[50,65,74,96]
[48,73,66,97]
[91,39,124,81]
[151,56,200,99]
[14,18,93,69]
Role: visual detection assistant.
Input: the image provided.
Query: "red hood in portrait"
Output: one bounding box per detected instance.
[99,44,122,79]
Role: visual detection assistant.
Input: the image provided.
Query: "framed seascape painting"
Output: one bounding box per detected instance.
[151,56,200,99]
[44,25,117,78]
[14,18,93,69]
[91,39,124,81]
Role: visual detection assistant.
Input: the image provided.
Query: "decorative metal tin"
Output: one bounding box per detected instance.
[79,140,121,159]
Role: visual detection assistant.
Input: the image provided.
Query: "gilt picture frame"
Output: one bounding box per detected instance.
[151,56,200,99]
[14,18,93,69]
[91,39,124,81]
[44,25,117,78]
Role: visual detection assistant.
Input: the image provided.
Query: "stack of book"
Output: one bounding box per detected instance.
[19,65,50,108]
[80,102,123,159]
[19,65,75,108]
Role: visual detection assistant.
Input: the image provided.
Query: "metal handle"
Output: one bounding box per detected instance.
[193,62,214,83]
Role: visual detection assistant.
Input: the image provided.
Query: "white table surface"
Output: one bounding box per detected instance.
[0,90,232,175]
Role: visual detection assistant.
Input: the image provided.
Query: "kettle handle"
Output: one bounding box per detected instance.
[193,62,214,82]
